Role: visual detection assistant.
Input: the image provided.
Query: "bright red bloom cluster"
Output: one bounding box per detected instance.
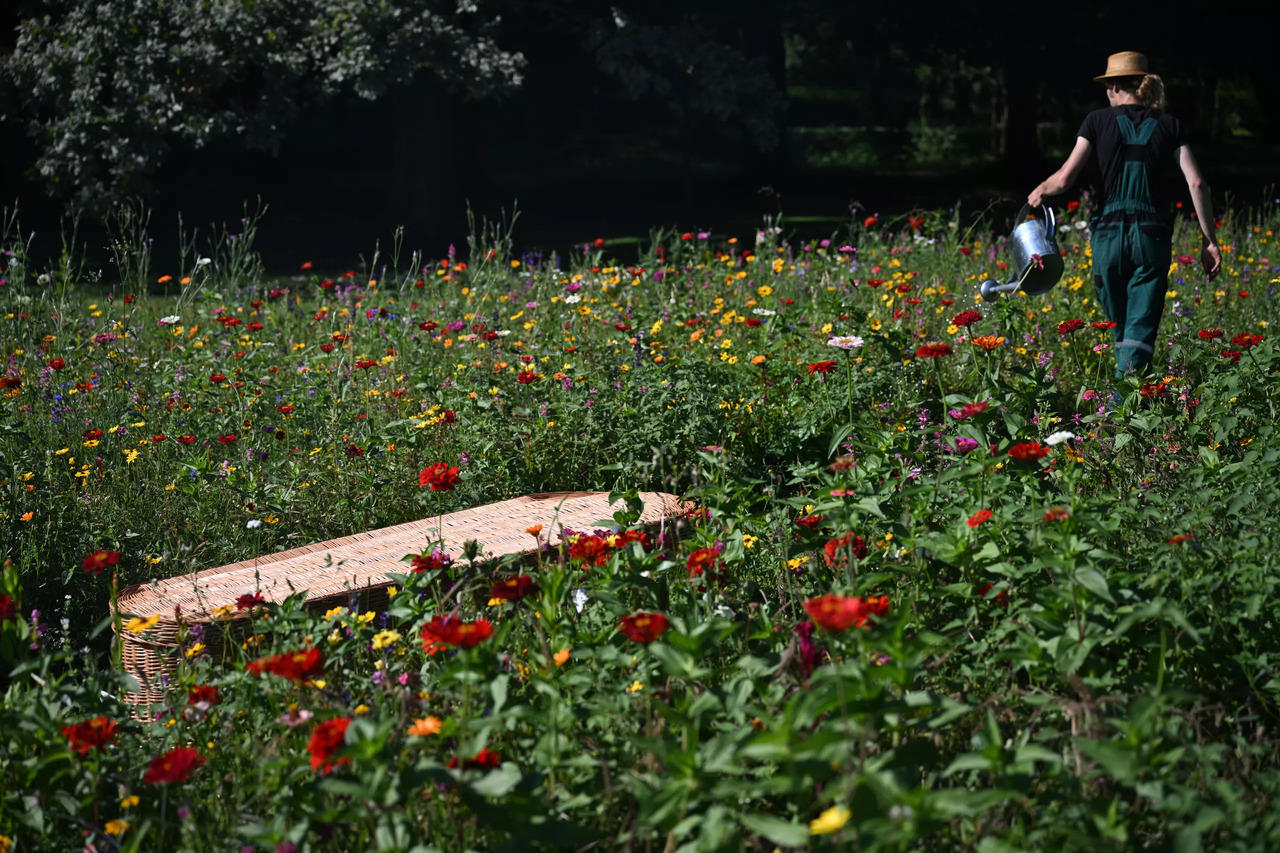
[62,716,118,755]
[915,343,953,358]
[49,357,66,370]
[354,359,378,370]
[1043,507,1071,522]
[187,685,220,706]
[410,550,453,573]
[686,546,723,582]
[218,433,237,444]
[1091,320,1117,330]
[823,533,868,566]
[422,615,492,648]
[143,746,205,784]
[235,592,266,609]
[1198,328,1223,339]
[247,647,325,682]
[967,509,993,527]
[0,594,14,622]
[808,360,837,376]
[567,530,649,567]
[959,400,989,419]
[81,550,120,574]
[1220,350,1241,363]
[517,370,540,384]
[1007,442,1050,461]
[619,612,669,644]
[419,462,460,491]
[1057,318,1085,335]
[308,718,352,774]
[802,594,890,633]
[209,373,227,384]
[490,575,540,601]
[952,310,982,327]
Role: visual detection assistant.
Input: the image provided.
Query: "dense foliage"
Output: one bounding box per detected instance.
[2,199,1280,850]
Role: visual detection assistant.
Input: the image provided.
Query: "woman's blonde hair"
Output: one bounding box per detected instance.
[1114,74,1166,110]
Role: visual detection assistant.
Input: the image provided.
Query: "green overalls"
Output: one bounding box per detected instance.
[1089,114,1173,376]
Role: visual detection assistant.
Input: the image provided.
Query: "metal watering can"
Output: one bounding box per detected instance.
[979,204,1065,302]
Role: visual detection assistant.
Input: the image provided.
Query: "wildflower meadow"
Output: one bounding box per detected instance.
[3,196,1280,851]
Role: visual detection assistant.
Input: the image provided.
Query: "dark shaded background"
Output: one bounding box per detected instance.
[2,0,1278,273]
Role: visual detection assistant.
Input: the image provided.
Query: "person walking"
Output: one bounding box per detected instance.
[1027,51,1222,376]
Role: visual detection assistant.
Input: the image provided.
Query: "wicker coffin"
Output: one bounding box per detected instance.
[113,490,689,707]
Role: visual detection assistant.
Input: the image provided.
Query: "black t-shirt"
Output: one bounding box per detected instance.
[1077,105,1188,210]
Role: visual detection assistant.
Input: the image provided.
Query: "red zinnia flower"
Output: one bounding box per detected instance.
[967,509,993,527]
[619,612,669,644]
[209,373,227,384]
[0,593,15,622]
[187,684,220,705]
[151,434,166,443]
[1091,321,1117,330]
[1067,200,1080,211]
[490,575,540,601]
[959,246,973,255]
[81,550,120,574]
[235,592,266,609]
[863,216,878,228]
[1167,533,1194,544]
[218,434,237,444]
[177,434,196,444]
[1043,507,1071,522]
[567,533,613,566]
[246,322,263,332]
[276,404,295,414]
[915,343,953,358]
[344,444,365,457]
[1233,333,1263,349]
[447,746,502,771]
[796,514,822,531]
[247,647,324,683]
[49,357,66,370]
[418,462,460,491]
[808,360,837,376]
[143,746,205,784]
[1007,442,1050,461]
[1057,318,1085,335]
[959,400,989,419]
[308,718,352,774]
[823,533,868,566]
[83,428,103,440]
[686,546,721,580]
[1198,328,1223,340]
[423,615,493,648]
[802,594,890,633]
[1220,350,1241,364]
[354,359,377,370]
[952,310,982,327]
[409,550,452,573]
[320,343,336,353]
[517,370,539,384]
[61,717,118,755]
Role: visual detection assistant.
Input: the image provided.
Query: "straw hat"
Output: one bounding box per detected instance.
[1094,51,1150,81]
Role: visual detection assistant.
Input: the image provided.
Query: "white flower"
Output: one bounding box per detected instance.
[565,293,581,304]
[195,257,212,267]
[1045,430,1076,446]
[36,273,51,286]
[752,308,776,316]
[496,329,511,336]
[714,604,736,619]
[571,588,589,613]
[159,315,181,326]
[828,335,865,350]
[246,519,263,529]
[1075,221,1089,230]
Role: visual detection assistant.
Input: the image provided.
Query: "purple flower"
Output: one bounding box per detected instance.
[953,437,979,455]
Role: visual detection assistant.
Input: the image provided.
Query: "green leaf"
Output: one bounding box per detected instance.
[469,762,522,797]
[1072,567,1114,603]
[740,812,809,846]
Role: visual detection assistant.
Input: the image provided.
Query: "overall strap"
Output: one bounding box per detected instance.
[1103,114,1159,218]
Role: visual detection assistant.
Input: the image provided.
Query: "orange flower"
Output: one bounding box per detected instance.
[180,277,192,285]
[971,335,1005,350]
[525,524,543,537]
[408,716,443,737]
[553,648,571,666]
[157,275,173,284]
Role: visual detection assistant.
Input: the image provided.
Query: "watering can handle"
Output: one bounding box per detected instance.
[1015,203,1055,238]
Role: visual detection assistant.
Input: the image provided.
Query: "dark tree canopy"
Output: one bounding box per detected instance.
[2,0,525,209]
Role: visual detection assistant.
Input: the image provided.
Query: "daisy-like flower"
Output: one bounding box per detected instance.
[158,315,181,326]
[1045,430,1076,446]
[565,294,582,304]
[827,335,865,350]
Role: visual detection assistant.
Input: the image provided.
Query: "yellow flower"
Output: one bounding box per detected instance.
[210,604,234,619]
[125,615,161,634]
[185,642,206,659]
[120,795,140,808]
[124,449,140,464]
[787,556,809,571]
[324,606,348,621]
[757,285,773,297]
[408,715,443,736]
[310,679,327,689]
[328,630,342,645]
[554,648,571,666]
[371,629,401,650]
[83,439,100,448]
[809,805,851,835]
[104,819,130,836]
[741,534,758,548]
[353,704,370,715]
[626,680,645,694]
[356,611,376,625]
[386,585,398,598]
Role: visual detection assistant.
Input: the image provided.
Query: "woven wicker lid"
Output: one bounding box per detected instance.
[116,491,689,621]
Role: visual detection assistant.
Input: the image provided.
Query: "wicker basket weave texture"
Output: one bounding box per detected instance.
[114,490,688,705]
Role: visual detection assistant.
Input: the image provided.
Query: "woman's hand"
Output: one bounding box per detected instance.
[1200,242,1222,280]
[1027,186,1045,209]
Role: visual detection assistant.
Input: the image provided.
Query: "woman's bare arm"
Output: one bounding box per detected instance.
[1178,145,1221,278]
[1027,137,1092,208]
